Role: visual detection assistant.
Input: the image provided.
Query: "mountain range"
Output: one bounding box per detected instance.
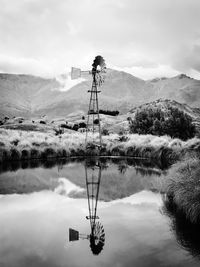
[0,69,200,119]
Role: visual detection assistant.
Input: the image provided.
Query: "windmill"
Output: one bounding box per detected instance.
[71,56,106,148]
[69,160,105,255]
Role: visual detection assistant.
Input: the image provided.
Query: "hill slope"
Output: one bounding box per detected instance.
[0,70,200,119]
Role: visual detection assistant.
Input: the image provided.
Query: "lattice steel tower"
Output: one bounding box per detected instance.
[71,56,106,148]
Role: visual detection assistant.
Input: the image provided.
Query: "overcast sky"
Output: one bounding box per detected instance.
[0,0,200,79]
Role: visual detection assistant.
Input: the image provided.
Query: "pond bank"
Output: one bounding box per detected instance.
[0,128,200,166]
[165,154,200,224]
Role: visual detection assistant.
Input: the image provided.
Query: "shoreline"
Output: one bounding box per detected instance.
[1,128,200,166]
[1,126,200,224]
[165,155,200,224]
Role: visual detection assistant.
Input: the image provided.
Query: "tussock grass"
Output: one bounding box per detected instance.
[165,155,200,223]
[0,128,200,164]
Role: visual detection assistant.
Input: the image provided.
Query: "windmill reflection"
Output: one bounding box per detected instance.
[69,160,105,255]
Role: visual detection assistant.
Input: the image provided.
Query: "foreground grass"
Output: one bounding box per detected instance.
[0,128,200,165]
[165,154,200,224]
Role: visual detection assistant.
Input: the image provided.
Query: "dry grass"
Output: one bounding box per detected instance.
[0,128,200,164]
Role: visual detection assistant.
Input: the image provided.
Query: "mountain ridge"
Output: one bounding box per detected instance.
[0,69,200,119]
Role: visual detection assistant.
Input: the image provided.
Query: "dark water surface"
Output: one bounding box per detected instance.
[0,158,199,267]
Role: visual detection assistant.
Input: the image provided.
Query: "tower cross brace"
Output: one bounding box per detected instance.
[85,73,102,147]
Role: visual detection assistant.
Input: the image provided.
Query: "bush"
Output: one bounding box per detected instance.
[60,124,70,129]
[79,122,86,128]
[102,129,109,135]
[10,139,19,146]
[130,107,196,140]
[72,124,79,131]
[118,135,129,142]
[94,119,99,125]
[99,109,119,116]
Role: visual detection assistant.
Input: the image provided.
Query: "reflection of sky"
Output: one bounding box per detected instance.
[0,189,199,267]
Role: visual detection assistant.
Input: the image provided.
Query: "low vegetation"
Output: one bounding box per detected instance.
[0,128,200,166]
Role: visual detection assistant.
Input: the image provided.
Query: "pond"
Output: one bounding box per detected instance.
[0,157,200,267]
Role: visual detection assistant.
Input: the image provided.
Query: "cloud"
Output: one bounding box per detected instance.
[55,74,85,91]
[0,0,200,79]
[112,64,179,80]
[0,54,54,77]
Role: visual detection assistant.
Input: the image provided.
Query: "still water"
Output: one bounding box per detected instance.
[0,158,200,267]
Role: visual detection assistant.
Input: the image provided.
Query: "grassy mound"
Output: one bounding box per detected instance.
[165,154,200,223]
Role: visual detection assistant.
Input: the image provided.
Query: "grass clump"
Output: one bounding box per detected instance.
[166,154,200,223]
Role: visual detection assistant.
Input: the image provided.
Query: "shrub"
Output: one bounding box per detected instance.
[102,129,109,136]
[60,124,70,129]
[10,139,19,146]
[118,135,129,142]
[99,109,119,116]
[130,107,196,140]
[94,119,99,125]
[79,122,86,128]
[72,124,79,131]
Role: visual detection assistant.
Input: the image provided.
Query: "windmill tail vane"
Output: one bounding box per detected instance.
[71,55,106,148]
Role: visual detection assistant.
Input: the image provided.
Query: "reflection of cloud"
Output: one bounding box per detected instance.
[54,178,85,196]
[0,189,190,267]
[99,190,162,209]
[0,192,88,267]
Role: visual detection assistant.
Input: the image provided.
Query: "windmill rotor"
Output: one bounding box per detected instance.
[90,221,105,255]
[92,55,106,73]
